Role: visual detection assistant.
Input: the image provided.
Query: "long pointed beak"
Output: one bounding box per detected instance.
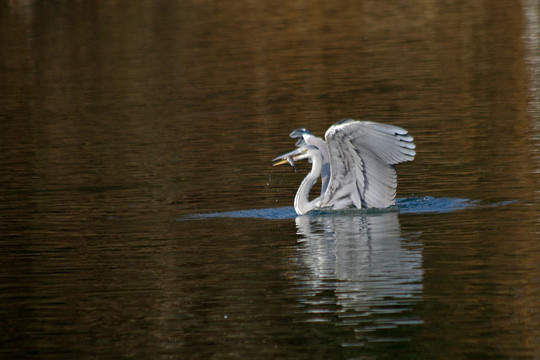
[272,158,291,166]
[272,148,304,167]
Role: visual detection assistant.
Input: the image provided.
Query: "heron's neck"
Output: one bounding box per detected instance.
[294,153,323,215]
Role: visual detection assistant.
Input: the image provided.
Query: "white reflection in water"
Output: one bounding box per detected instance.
[295,212,423,336]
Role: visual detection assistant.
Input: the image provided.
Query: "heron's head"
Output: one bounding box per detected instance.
[272,145,317,167]
[289,128,311,138]
[289,128,312,147]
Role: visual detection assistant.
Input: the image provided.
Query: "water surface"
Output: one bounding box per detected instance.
[1,1,539,359]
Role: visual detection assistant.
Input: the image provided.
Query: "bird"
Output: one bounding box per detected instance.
[272,119,416,215]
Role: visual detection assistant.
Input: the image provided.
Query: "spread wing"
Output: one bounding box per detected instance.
[319,119,415,209]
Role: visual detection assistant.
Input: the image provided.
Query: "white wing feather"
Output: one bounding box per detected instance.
[319,119,415,209]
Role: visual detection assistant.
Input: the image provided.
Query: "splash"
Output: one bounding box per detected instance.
[179,197,515,220]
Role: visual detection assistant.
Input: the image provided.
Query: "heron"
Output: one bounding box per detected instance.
[272,119,416,215]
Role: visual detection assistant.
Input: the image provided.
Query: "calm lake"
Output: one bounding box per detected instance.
[1,1,539,359]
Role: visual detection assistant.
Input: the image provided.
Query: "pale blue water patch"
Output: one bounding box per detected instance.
[396,196,477,214]
[179,197,514,220]
[181,206,298,220]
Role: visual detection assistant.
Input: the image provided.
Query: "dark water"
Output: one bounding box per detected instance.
[1,1,539,359]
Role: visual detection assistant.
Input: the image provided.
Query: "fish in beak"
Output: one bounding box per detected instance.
[272,147,308,171]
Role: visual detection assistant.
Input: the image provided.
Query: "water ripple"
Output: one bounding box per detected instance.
[180,197,514,220]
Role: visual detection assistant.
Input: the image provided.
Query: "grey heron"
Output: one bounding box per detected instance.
[273,119,416,215]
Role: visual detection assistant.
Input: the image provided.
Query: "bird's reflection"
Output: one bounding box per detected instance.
[294,211,423,336]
